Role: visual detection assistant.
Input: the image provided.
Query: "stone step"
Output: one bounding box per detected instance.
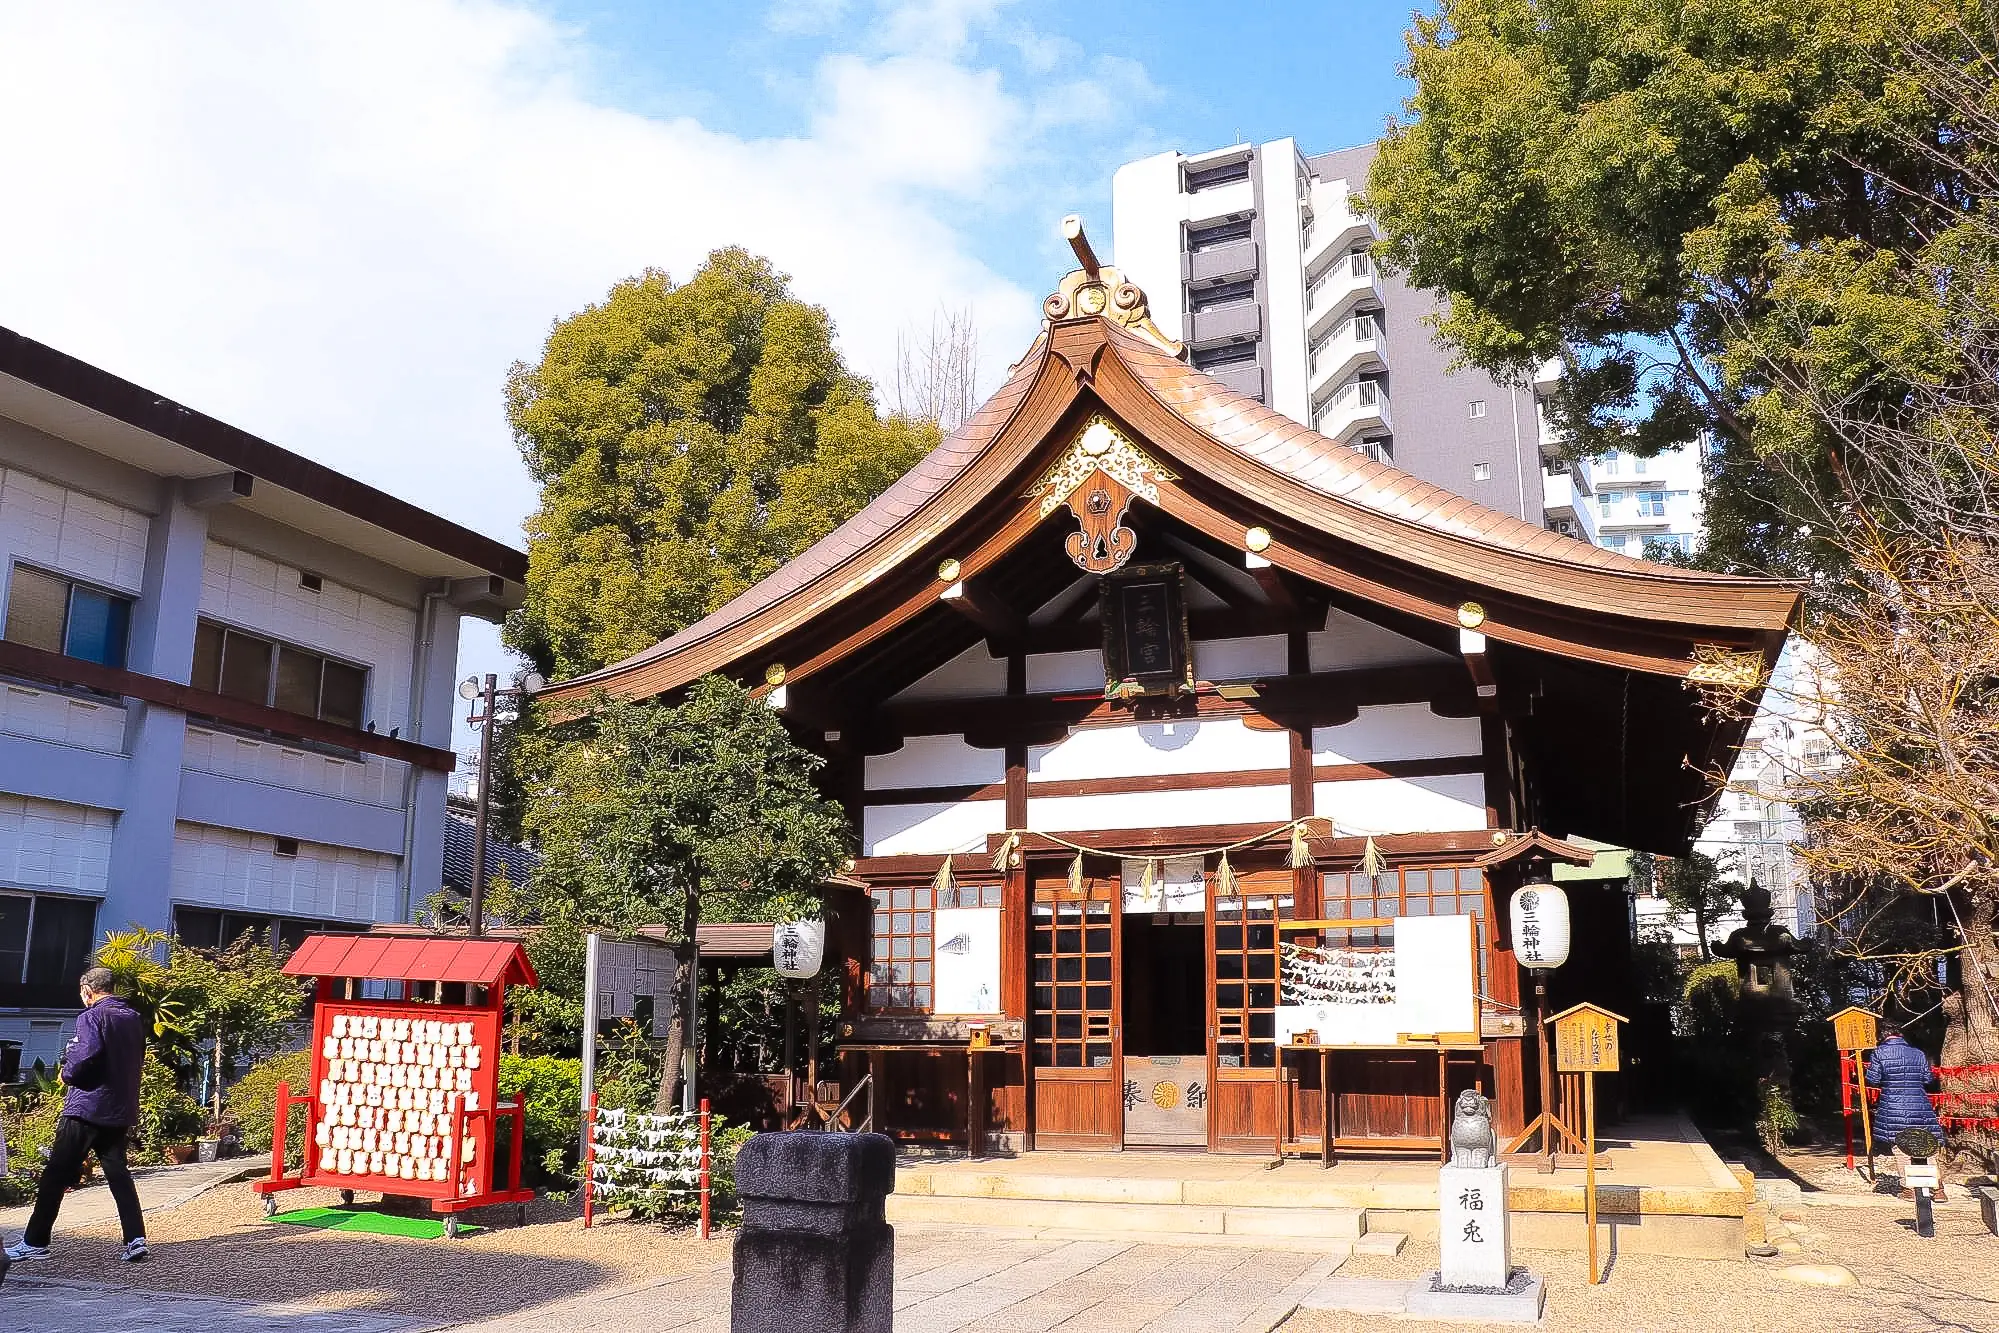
[885,1191,1369,1244]
[895,1167,1409,1212]
[896,1215,1363,1255]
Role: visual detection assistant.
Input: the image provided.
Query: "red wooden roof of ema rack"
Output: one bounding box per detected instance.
[283,935,539,989]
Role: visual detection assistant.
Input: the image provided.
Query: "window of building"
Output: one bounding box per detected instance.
[1599,491,1616,516]
[1186,218,1253,251]
[1643,533,1694,558]
[1601,450,1621,475]
[1182,156,1251,192]
[3,565,131,669]
[865,882,954,1011]
[0,891,99,1006]
[1468,399,1487,419]
[1189,279,1255,312]
[1636,490,1667,517]
[190,620,368,729]
[1320,864,1490,991]
[1032,889,1114,1069]
[1598,533,1628,551]
[1472,462,1492,481]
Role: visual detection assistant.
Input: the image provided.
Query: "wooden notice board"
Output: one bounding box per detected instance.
[1549,1002,1625,1074]
[1830,1006,1879,1052]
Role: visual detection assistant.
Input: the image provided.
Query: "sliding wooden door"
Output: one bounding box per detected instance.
[1029,865,1121,1150]
[1208,868,1293,1152]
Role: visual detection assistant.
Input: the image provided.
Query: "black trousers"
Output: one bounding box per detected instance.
[23,1115,145,1246]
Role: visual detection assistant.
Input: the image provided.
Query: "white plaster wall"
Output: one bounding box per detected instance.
[865,734,1005,791]
[199,541,417,732]
[0,465,150,595]
[862,799,1008,857]
[1308,606,1453,672]
[1312,704,1482,766]
[1026,649,1103,694]
[169,821,399,922]
[1029,784,1291,833]
[889,642,1008,703]
[1031,717,1286,782]
[181,724,406,808]
[1313,774,1487,836]
[0,681,125,753]
[1193,634,1288,681]
[0,794,114,892]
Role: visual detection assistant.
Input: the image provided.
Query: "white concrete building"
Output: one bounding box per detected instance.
[0,327,523,1068]
[1588,439,1705,562]
[1112,139,1563,528]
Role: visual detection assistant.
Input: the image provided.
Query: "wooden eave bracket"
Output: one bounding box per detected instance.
[940,578,1027,649]
[1474,827,1598,871]
[1460,626,1498,701]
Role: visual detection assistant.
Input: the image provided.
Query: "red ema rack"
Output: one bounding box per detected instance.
[252,934,541,1238]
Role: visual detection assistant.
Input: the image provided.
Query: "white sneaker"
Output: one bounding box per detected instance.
[121,1237,149,1263]
[4,1240,50,1261]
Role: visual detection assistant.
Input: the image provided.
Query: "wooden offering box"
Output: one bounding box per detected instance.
[252,935,540,1236]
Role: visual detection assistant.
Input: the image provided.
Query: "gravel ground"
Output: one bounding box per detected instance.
[17,1180,729,1325]
[1284,1197,1999,1333]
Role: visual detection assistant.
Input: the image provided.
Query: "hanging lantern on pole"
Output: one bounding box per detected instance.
[772,919,825,979]
[1509,875,1571,969]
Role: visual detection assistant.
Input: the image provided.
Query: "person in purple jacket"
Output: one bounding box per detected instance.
[6,966,149,1263]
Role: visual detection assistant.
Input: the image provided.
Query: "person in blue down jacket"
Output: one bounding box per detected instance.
[5,965,150,1262]
[1866,1022,1950,1202]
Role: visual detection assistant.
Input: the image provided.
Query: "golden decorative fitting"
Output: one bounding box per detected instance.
[764,663,787,687]
[1032,417,1175,519]
[1457,601,1487,630]
[1041,216,1184,358]
[1686,645,1766,689]
[1244,526,1273,554]
[1491,830,1509,846]
[936,557,963,583]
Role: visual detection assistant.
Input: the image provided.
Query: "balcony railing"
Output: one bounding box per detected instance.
[1184,238,1260,284]
[1313,377,1391,442]
[1185,301,1263,347]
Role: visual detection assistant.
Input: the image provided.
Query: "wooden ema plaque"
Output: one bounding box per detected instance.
[1831,1006,1879,1052]
[1550,1002,1625,1074]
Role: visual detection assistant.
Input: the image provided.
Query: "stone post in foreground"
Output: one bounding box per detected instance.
[731,1131,895,1333]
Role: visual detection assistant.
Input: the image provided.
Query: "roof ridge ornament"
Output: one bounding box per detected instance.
[1042,215,1185,359]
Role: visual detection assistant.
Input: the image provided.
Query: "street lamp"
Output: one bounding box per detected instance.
[459,670,545,936]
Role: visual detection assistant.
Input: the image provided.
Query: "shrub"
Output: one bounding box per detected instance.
[498,1054,582,1181]
[224,1047,312,1159]
[135,1052,206,1162]
[3,1075,65,1201]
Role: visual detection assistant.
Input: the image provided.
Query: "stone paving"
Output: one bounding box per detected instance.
[1,1228,1344,1332]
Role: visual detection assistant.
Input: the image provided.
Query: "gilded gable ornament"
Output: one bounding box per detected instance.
[1031,417,1176,574]
[1040,216,1184,357]
[1686,645,1767,689]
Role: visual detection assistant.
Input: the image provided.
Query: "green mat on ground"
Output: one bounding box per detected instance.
[269,1206,481,1239]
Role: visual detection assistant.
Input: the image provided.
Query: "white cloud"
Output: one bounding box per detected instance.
[0,0,1154,740]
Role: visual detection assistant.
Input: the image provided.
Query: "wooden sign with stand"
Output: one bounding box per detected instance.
[1830,1006,1880,1179]
[1548,1002,1626,1285]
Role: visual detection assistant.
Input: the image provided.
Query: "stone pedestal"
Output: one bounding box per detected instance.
[731,1131,896,1333]
[1438,1165,1510,1291]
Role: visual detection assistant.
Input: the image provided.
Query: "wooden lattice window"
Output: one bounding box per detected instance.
[1214,888,1293,1069]
[867,884,934,1011]
[1319,864,1490,988]
[1030,894,1114,1069]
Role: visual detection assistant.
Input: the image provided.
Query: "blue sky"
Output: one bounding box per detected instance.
[537,0,1416,302]
[0,1,1421,758]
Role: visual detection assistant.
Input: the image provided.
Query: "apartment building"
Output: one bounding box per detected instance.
[1590,439,1705,562]
[1112,138,1556,527]
[0,327,523,1066]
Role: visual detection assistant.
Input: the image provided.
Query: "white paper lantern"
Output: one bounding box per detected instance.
[772,919,826,979]
[1509,883,1572,969]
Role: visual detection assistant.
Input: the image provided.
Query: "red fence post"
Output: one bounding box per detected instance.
[699,1098,712,1241]
[272,1081,292,1184]
[583,1094,598,1229]
[1840,1053,1854,1170]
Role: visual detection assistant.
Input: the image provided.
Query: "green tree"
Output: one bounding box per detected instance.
[504,248,938,678]
[1635,851,1746,962]
[171,935,308,1121]
[1365,0,1979,576]
[516,676,850,1108]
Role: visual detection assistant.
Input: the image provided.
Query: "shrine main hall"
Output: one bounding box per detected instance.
[543,224,1797,1160]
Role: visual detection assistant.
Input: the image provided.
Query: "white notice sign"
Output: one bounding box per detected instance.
[931,907,1001,1014]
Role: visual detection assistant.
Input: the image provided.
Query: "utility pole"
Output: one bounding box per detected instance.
[458,670,544,937]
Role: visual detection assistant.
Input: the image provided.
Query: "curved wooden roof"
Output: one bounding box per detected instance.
[544,312,1796,708]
